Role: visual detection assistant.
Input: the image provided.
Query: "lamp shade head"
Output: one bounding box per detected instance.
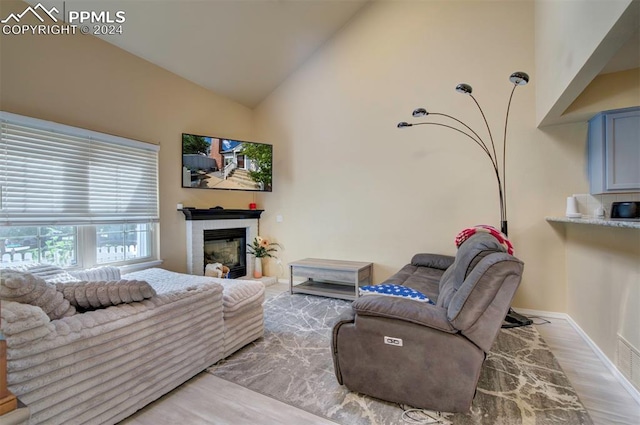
[509,71,529,86]
[397,122,412,128]
[455,83,473,94]
[412,108,428,117]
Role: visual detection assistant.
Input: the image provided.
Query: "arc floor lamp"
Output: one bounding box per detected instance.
[397,71,529,236]
[398,71,532,327]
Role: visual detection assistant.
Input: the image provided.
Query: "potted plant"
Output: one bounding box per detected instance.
[247,236,280,278]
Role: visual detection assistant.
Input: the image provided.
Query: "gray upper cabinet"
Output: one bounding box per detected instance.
[588,106,640,194]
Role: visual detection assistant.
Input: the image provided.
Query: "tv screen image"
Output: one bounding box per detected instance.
[182,133,272,192]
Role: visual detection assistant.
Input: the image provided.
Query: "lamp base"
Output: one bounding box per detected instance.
[503,308,533,328]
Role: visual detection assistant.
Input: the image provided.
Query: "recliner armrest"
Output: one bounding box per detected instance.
[352,296,456,333]
[334,308,356,325]
[411,253,455,270]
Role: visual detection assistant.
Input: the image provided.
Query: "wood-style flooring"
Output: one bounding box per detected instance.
[535,314,640,425]
[119,283,640,425]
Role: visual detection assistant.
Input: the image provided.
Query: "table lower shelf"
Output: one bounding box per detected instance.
[291,280,356,301]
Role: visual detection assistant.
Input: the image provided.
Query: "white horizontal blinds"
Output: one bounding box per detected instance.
[0,112,159,225]
[87,138,159,221]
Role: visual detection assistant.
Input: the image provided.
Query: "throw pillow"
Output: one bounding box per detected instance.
[359,284,434,304]
[56,279,156,310]
[0,269,76,320]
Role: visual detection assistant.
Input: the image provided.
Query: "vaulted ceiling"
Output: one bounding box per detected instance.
[23,0,638,110]
[27,0,368,108]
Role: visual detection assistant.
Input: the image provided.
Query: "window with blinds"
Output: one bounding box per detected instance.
[0,112,159,269]
[0,111,159,225]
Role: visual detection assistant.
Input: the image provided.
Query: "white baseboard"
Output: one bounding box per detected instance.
[514,308,640,405]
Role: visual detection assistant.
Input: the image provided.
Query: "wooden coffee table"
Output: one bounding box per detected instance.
[289,258,373,301]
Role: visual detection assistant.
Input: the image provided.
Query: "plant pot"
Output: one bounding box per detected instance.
[253,257,263,278]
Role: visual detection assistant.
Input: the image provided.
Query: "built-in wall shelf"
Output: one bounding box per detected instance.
[546,216,640,229]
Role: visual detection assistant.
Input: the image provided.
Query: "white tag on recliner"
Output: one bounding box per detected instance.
[383,336,403,347]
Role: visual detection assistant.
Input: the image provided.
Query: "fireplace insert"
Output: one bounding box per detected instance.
[203,228,246,278]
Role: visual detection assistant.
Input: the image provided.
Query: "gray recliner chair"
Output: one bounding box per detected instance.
[332,233,524,413]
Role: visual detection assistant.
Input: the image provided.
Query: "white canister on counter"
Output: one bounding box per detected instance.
[565,196,581,218]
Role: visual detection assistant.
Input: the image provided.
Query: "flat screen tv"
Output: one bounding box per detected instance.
[182,133,272,192]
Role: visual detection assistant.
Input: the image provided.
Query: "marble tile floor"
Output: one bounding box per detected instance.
[120,282,640,425]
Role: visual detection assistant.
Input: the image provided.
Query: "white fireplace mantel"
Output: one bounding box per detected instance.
[182,210,261,277]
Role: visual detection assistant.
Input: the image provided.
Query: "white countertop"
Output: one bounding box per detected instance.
[546,216,640,229]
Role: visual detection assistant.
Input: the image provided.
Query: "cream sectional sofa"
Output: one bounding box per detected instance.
[0,266,265,425]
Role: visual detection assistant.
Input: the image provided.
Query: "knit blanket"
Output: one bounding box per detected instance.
[454,225,513,255]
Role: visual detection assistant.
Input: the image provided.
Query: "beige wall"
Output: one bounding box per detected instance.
[0,0,254,273]
[253,0,589,312]
[563,68,640,121]
[558,66,640,366]
[534,0,636,126]
[535,0,640,368]
[561,224,640,365]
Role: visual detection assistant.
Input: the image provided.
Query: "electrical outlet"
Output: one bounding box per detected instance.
[276,215,283,223]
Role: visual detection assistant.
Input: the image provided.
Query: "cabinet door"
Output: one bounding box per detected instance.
[605,109,640,191]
